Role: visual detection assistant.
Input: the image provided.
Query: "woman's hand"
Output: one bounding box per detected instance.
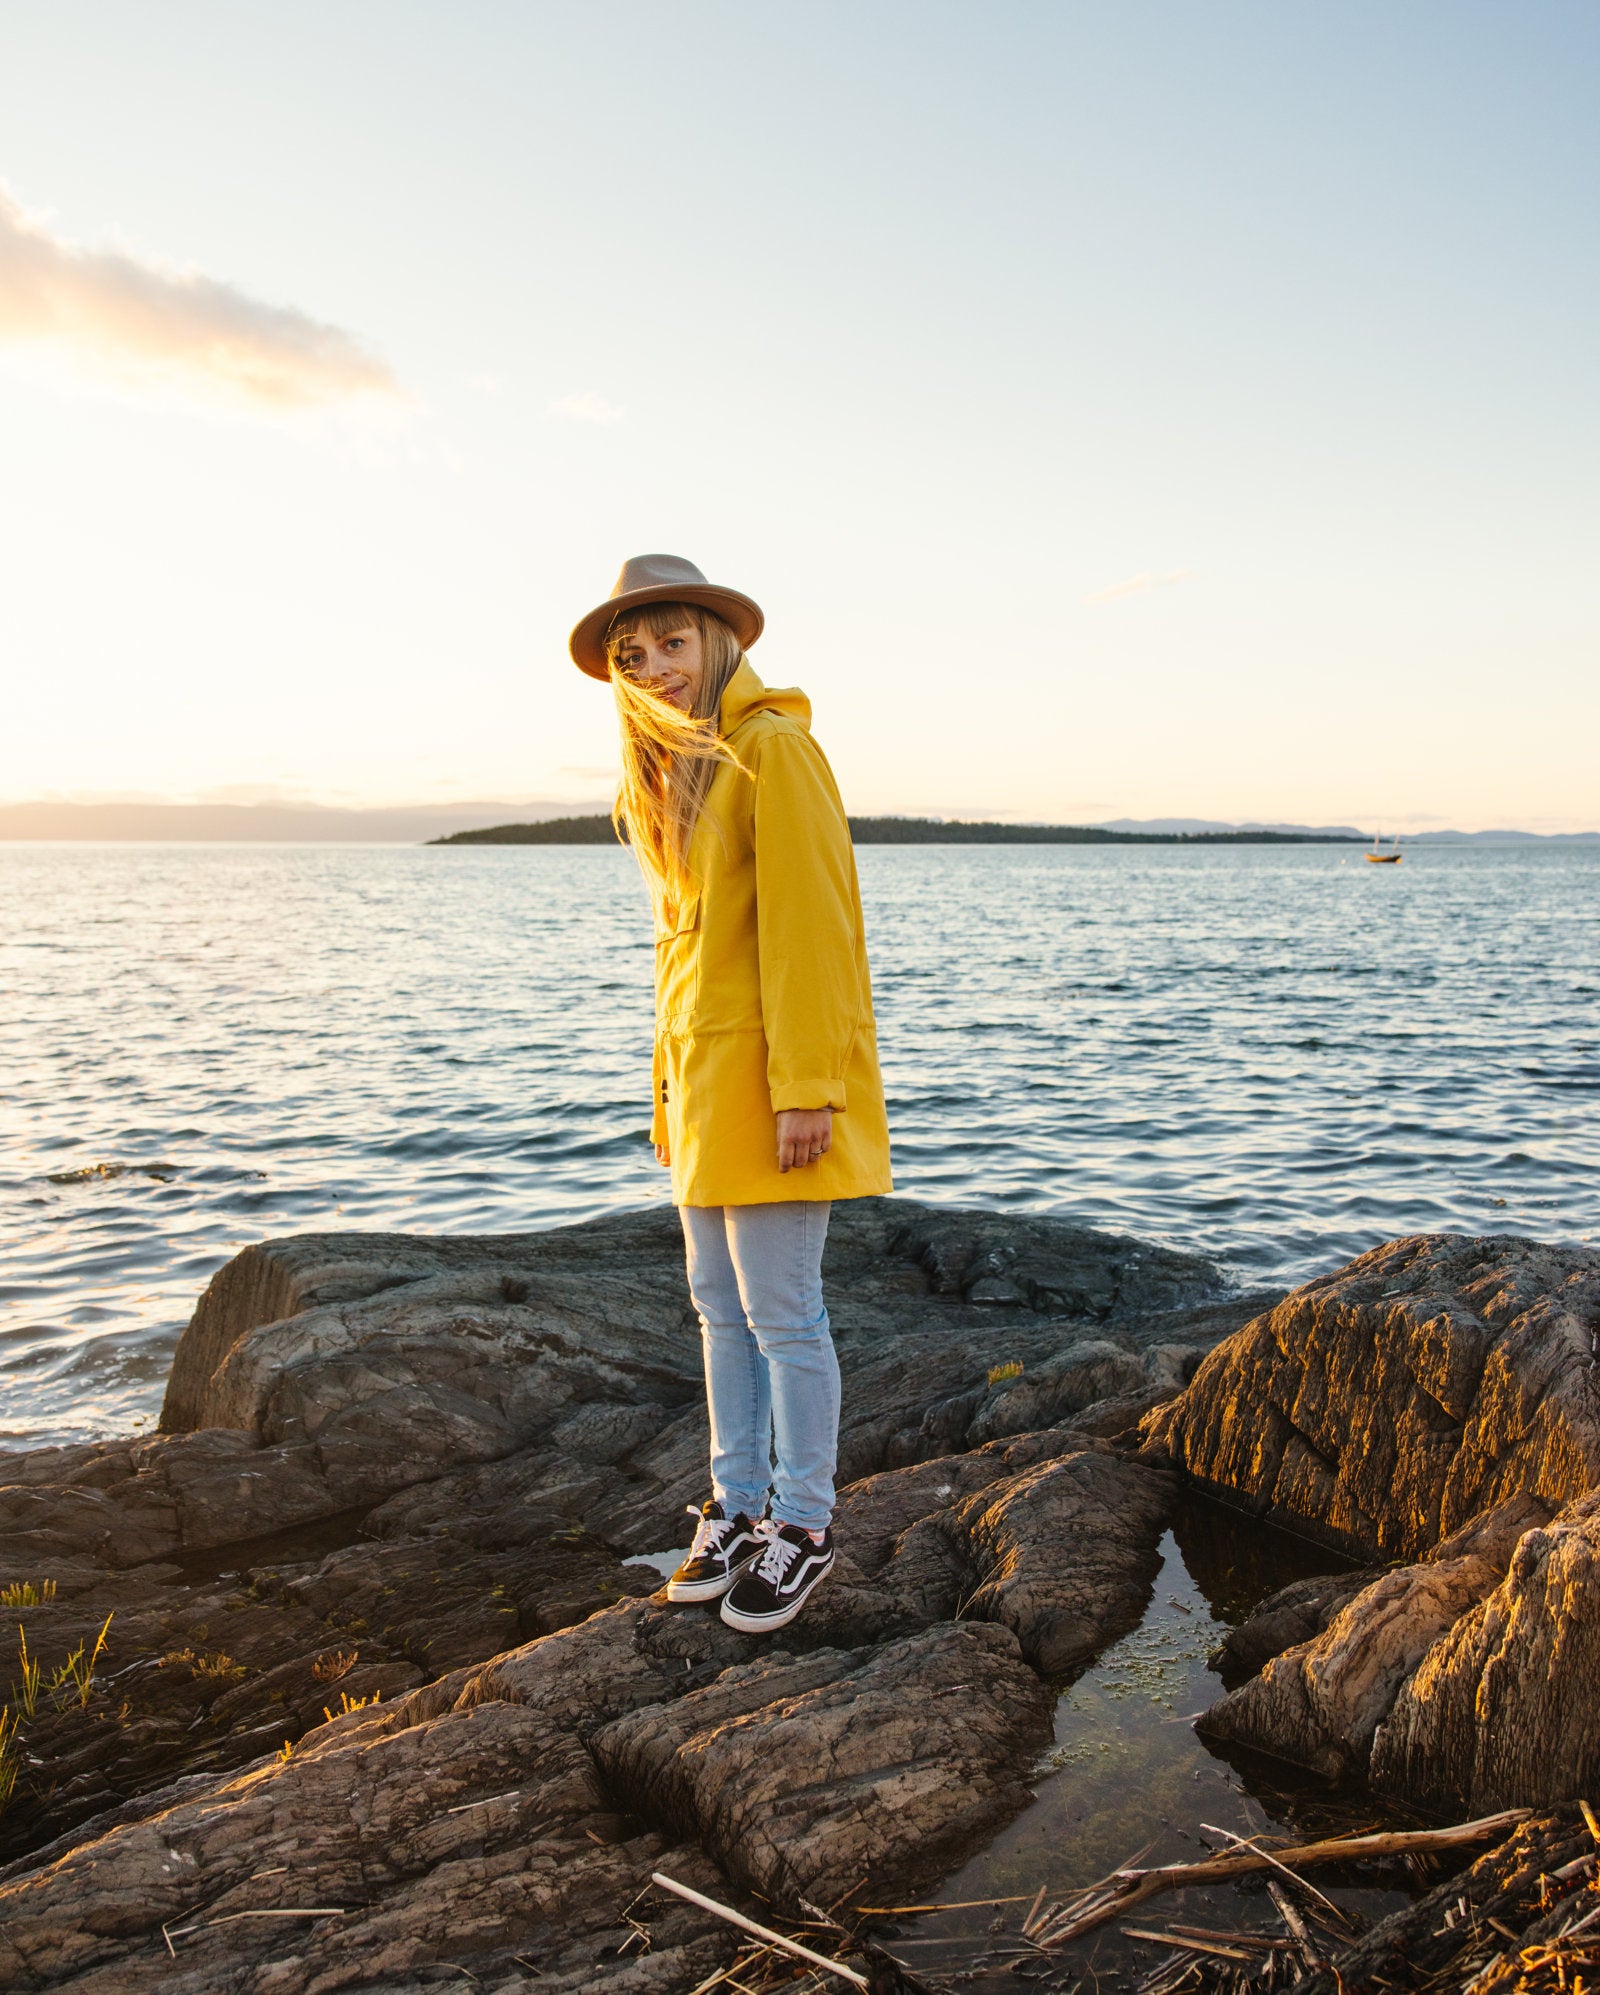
[654,1141,671,1167]
[776,1108,833,1173]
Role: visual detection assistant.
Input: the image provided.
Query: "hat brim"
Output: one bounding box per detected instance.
[568,583,764,681]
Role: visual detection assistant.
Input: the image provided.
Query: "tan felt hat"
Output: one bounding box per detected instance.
[568,552,764,680]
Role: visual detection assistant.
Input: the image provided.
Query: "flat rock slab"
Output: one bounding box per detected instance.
[153,1197,1238,1521]
[767,1437,1177,1671]
[592,1620,1054,1910]
[0,1606,1050,1990]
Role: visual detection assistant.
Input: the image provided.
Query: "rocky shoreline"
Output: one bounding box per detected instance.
[2,1200,1598,1991]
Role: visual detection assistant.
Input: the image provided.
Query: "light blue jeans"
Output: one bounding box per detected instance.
[679,1200,839,1533]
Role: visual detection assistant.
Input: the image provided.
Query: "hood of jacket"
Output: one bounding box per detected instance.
[719,658,811,736]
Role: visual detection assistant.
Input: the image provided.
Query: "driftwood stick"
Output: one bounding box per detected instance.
[1268,1879,1313,1947]
[650,1872,870,1989]
[1033,1888,1121,1946]
[1268,1879,1321,1974]
[684,1943,772,1995]
[1201,1822,1344,1919]
[1031,1845,1158,1945]
[1122,1925,1255,1962]
[1037,1810,1531,1949]
[856,1893,1047,1914]
[1167,1924,1280,1950]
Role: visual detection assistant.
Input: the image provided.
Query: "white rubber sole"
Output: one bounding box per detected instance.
[664,1551,760,1603]
[718,1559,833,1633]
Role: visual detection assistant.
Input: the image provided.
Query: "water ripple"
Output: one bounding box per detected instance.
[1,842,1596,1446]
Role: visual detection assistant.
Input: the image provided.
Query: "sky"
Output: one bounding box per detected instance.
[2,2,1596,832]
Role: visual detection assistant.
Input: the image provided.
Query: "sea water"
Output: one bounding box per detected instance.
[1,841,1595,1445]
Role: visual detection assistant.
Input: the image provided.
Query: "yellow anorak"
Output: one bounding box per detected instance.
[651,661,893,1208]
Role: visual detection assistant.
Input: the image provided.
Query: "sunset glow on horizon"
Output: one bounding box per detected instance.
[4,3,1596,834]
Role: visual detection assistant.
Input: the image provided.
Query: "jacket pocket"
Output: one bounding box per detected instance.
[654,891,701,1025]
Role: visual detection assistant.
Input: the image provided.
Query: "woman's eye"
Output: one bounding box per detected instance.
[664,638,682,651]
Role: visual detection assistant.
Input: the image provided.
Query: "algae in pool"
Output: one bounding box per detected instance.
[893,1498,1425,1986]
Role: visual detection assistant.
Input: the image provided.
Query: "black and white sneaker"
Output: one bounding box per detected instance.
[664,1501,764,1602]
[719,1518,834,1633]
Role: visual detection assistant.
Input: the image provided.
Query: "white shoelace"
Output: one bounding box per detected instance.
[750,1518,803,1586]
[686,1505,734,1559]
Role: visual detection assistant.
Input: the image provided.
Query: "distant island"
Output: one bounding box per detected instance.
[429,815,1367,847]
[3,802,1593,843]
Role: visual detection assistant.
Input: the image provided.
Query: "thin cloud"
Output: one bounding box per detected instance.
[547,390,624,425]
[0,184,401,409]
[1084,568,1196,604]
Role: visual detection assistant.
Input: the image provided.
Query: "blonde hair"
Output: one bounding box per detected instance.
[606,601,746,913]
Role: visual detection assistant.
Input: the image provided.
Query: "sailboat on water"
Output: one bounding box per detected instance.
[1366,831,1403,864]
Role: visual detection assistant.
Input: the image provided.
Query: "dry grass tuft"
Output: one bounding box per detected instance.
[159,1647,244,1682]
[0,1579,57,1608]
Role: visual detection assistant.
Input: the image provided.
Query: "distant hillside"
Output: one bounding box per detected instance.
[0,800,601,842]
[10,802,1587,846]
[429,815,1365,847]
[1097,816,1368,837]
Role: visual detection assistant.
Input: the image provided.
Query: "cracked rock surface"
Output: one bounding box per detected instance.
[0,1198,1231,1990]
[1142,1232,1600,1562]
[1198,1495,1549,1781]
[1370,1487,1600,1815]
[11,1208,1597,1988]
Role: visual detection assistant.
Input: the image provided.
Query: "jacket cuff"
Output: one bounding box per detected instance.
[770,1079,847,1113]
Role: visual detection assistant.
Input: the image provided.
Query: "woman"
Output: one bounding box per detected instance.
[569,553,892,1632]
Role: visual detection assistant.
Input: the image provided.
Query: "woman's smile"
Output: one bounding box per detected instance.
[615,623,704,710]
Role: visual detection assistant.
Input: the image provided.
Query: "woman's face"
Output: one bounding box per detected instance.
[614,621,703,711]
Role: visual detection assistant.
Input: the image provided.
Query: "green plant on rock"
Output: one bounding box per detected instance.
[987,1359,1024,1387]
[11,1627,41,1720]
[47,1613,113,1711]
[0,1579,57,1608]
[0,1707,21,1815]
